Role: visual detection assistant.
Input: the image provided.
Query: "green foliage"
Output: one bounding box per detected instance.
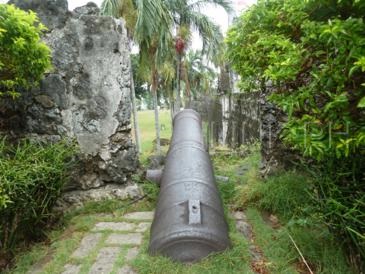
[0,4,51,98]
[246,207,352,274]
[308,157,365,264]
[246,172,314,221]
[226,1,365,266]
[241,168,364,272]
[0,138,76,256]
[226,0,365,160]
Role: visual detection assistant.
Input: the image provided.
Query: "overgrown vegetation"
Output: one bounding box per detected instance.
[215,147,353,273]
[8,198,155,274]
[226,0,365,268]
[0,4,51,98]
[0,138,76,263]
[5,114,355,273]
[132,218,253,274]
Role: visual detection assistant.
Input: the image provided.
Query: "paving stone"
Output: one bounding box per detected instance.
[72,233,103,259]
[62,264,81,274]
[88,247,120,274]
[236,220,252,239]
[233,211,247,221]
[135,222,151,232]
[106,233,143,246]
[93,222,136,232]
[117,265,136,274]
[123,211,154,221]
[125,247,139,262]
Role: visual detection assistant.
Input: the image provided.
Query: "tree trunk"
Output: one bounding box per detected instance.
[174,53,182,115]
[169,83,174,121]
[129,59,142,154]
[182,59,192,108]
[151,67,161,154]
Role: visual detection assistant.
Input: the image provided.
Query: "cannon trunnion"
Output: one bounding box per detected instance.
[149,109,230,263]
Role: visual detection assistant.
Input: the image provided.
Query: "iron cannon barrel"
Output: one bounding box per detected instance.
[149,109,230,263]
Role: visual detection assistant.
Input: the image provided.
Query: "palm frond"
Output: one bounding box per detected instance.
[187,10,223,54]
[100,0,122,17]
[134,0,173,69]
[187,0,233,14]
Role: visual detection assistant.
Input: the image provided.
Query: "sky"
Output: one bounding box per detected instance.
[66,0,256,33]
[1,0,256,49]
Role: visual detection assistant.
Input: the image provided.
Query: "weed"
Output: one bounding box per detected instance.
[0,137,77,262]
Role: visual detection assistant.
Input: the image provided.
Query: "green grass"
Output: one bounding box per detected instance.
[8,199,155,274]
[132,215,253,274]
[238,165,354,274]
[134,110,172,161]
[236,170,314,221]
[246,207,298,274]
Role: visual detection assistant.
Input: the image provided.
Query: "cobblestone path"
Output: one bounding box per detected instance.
[55,211,153,274]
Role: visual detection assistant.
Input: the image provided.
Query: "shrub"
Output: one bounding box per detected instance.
[226,0,365,267]
[0,138,76,258]
[226,0,365,160]
[0,4,51,98]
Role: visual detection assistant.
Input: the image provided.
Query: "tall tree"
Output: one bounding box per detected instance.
[164,0,232,112]
[184,50,217,98]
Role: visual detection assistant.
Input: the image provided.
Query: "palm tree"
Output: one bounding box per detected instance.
[158,60,176,119]
[101,0,173,154]
[164,0,233,112]
[185,50,217,98]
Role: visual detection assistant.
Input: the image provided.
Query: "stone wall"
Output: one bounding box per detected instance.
[190,90,290,176]
[222,93,260,147]
[259,84,295,176]
[1,0,139,206]
[190,92,260,148]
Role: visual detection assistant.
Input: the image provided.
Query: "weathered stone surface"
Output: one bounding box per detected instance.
[233,211,247,221]
[92,222,136,232]
[148,154,165,169]
[135,222,151,233]
[72,233,102,259]
[117,265,136,274]
[190,89,290,177]
[4,0,139,204]
[9,0,69,30]
[236,220,252,239]
[259,83,295,176]
[106,233,143,246]
[89,247,121,274]
[54,183,143,211]
[190,93,260,148]
[72,1,99,17]
[34,95,55,108]
[62,264,81,274]
[124,247,139,262]
[123,211,154,221]
[123,185,142,199]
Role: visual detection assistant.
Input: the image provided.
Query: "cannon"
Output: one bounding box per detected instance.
[148,109,230,263]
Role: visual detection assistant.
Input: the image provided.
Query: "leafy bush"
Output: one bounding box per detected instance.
[226,0,365,160]
[0,4,51,98]
[226,0,365,267]
[0,138,76,257]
